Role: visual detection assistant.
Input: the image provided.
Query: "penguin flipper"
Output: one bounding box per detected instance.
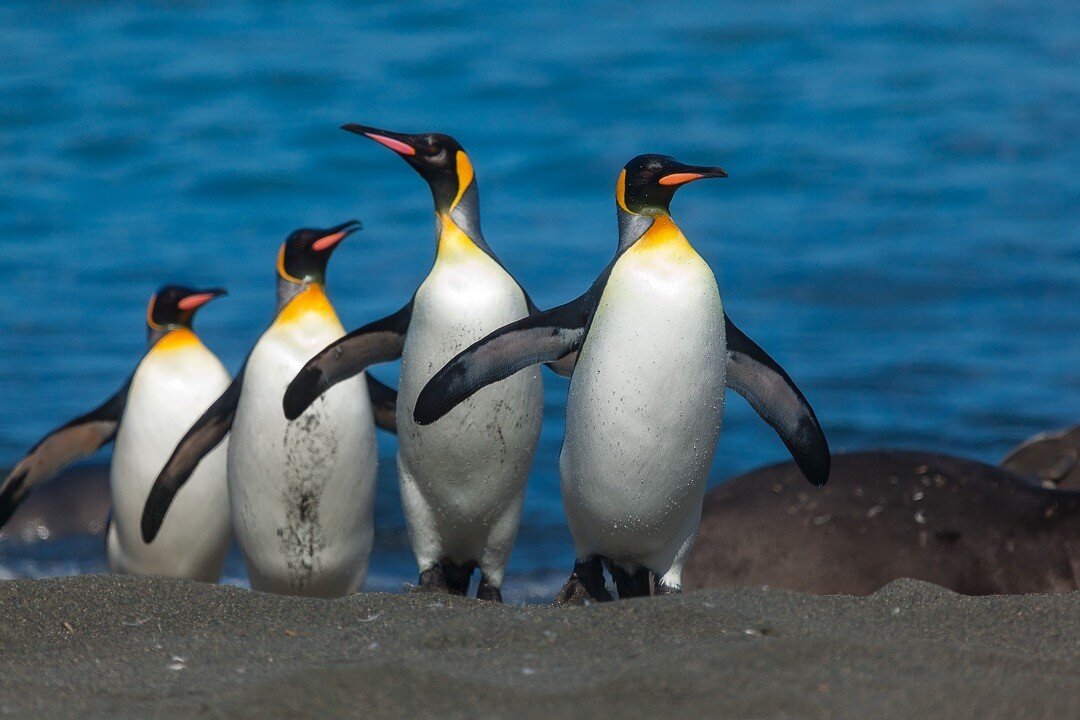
[724,316,831,487]
[545,350,579,377]
[365,375,398,434]
[0,377,130,528]
[523,293,577,378]
[283,301,413,421]
[414,290,597,425]
[141,368,244,543]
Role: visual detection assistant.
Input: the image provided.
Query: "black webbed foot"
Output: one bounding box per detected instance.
[476,575,503,603]
[554,556,613,605]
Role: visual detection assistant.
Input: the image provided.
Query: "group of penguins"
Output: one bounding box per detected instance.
[0,125,832,604]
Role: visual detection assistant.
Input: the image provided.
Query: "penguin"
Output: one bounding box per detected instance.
[0,285,233,581]
[281,126,551,602]
[141,221,397,598]
[412,154,831,603]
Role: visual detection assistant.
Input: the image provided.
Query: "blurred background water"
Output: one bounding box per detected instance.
[0,0,1076,600]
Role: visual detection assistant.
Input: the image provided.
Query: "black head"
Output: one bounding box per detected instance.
[146,285,226,333]
[277,220,361,285]
[617,154,728,216]
[342,124,473,213]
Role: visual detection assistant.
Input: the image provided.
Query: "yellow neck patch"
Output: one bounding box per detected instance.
[437,213,486,262]
[628,215,695,258]
[153,328,201,354]
[451,150,474,210]
[275,283,338,327]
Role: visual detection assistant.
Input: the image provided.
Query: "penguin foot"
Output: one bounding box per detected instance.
[476,576,503,603]
[554,556,613,605]
[415,564,449,592]
[440,559,476,596]
[653,580,682,597]
[605,560,651,599]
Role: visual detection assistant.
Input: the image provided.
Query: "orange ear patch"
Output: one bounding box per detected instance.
[276,244,303,283]
[146,294,161,329]
[451,151,474,209]
[616,169,629,211]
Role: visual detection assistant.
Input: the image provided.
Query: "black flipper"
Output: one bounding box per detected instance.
[0,377,131,528]
[413,277,607,426]
[724,316,831,487]
[141,367,245,543]
[364,375,398,434]
[523,292,578,378]
[283,301,412,421]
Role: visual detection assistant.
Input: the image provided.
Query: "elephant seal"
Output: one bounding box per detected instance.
[1001,425,1080,491]
[684,451,1079,595]
[0,464,110,543]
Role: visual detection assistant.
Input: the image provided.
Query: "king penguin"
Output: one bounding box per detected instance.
[413,154,831,603]
[142,221,397,598]
[282,126,549,602]
[0,285,233,581]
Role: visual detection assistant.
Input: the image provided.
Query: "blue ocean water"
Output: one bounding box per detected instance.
[0,1,1077,599]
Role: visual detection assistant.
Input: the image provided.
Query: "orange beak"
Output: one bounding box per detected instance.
[312,230,349,252]
[659,165,728,186]
[177,289,226,311]
[658,172,705,186]
[363,132,416,156]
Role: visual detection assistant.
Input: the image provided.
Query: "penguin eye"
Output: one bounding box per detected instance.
[421,137,441,157]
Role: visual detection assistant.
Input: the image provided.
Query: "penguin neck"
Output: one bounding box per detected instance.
[147,326,200,353]
[616,205,659,253]
[433,180,496,261]
[273,282,339,328]
[276,276,314,313]
[618,209,694,258]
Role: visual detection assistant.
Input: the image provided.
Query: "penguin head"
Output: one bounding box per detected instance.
[276,220,361,286]
[342,124,473,213]
[617,154,728,217]
[146,285,226,333]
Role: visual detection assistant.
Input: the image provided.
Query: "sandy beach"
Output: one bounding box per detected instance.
[1,574,1076,719]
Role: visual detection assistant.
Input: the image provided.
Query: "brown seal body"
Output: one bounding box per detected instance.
[684,451,1080,595]
[0,464,110,542]
[1001,425,1080,490]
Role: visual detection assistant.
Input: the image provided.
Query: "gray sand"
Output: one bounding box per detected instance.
[1,575,1076,719]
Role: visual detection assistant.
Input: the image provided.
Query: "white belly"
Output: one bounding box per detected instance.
[108,341,231,582]
[397,251,542,565]
[561,243,726,573]
[228,314,377,597]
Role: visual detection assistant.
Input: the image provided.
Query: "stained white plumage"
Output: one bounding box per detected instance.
[229,285,376,597]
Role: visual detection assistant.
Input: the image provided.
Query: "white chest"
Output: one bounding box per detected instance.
[401,252,530,394]
[112,340,230,513]
[560,227,727,559]
[109,337,232,578]
[229,310,373,494]
[395,237,543,527]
